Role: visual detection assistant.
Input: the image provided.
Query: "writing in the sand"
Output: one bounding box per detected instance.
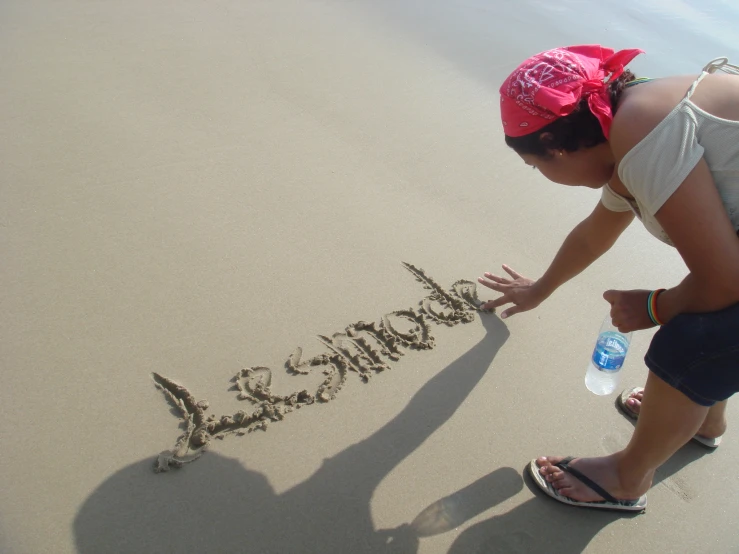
[152,263,488,472]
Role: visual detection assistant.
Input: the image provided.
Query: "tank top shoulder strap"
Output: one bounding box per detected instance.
[685,72,708,99]
[702,57,739,75]
[687,57,739,99]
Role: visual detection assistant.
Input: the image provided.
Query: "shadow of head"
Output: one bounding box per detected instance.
[74,454,280,554]
[74,453,387,553]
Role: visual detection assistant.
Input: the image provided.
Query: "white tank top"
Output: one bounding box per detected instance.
[601,58,739,246]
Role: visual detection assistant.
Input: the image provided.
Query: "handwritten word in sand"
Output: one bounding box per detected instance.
[152,263,488,472]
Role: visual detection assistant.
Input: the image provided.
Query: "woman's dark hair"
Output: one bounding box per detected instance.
[504,70,636,157]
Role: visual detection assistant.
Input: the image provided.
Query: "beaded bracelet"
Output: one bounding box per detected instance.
[647,289,666,326]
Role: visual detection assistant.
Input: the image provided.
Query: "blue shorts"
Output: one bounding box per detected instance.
[645,302,739,406]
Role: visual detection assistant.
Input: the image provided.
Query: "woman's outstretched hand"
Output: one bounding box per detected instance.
[477,265,546,319]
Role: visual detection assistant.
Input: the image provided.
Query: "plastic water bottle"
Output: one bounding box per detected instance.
[585,316,632,395]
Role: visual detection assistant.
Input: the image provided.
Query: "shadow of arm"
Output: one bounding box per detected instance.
[327,315,509,487]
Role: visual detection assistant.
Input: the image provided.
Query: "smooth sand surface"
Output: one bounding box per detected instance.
[2,1,738,552]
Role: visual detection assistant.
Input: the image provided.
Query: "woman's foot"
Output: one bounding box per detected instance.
[623,389,727,439]
[535,454,651,503]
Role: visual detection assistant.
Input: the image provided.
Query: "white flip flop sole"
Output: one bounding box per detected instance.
[528,459,647,513]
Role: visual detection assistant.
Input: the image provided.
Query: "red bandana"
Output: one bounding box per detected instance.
[499,45,644,139]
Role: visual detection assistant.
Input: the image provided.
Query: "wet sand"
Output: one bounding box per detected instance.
[2,1,738,552]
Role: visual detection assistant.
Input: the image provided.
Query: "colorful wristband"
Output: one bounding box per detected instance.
[647,289,666,326]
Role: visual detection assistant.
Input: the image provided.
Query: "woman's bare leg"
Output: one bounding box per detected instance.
[625,390,727,439]
[536,372,709,502]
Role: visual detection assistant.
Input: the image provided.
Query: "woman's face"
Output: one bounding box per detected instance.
[519,146,614,189]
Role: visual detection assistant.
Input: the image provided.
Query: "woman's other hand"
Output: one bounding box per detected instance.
[603,289,656,332]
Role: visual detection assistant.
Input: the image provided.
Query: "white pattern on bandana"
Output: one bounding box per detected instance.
[506,49,585,119]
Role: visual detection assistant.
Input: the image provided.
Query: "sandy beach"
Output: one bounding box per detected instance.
[2,1,738,552]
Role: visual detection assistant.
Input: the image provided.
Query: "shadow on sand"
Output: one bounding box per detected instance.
[74,314,707,553]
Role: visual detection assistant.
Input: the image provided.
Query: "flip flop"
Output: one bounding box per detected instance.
[617,387,723,449]
[528,457,647,513]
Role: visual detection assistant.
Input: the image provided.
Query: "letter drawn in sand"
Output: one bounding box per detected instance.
[403,262,477,326]
[152,263,488,472]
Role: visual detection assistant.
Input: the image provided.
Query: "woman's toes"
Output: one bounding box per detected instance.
[552,480,569,491]
[556,484,575,495]
[546,471,566,483]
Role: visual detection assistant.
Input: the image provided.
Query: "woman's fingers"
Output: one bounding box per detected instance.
[483,272,510,285]
[480,266,536,316]
[501,304,524,319]
[481,295,511,311]
[502,264,523,279]
[477,277,508,292]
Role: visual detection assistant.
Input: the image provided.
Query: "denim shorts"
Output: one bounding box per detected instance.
[645,302,739,406]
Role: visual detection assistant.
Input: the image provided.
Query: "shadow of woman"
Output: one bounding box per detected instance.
[75,315,517,554]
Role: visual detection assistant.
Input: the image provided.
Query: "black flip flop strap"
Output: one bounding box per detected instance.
[555,457,620,505]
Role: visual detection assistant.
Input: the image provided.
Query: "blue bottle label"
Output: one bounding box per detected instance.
[592,332,628,372]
